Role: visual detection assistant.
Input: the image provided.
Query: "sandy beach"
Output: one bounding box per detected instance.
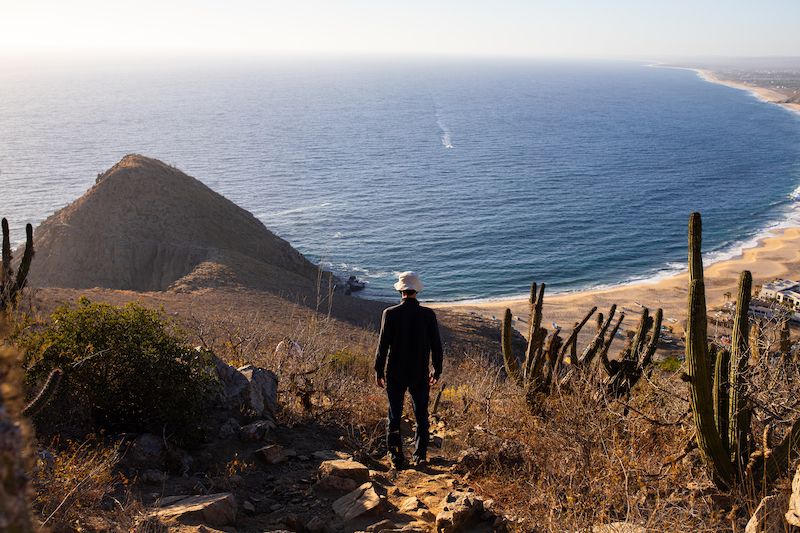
[434,225,800,348]
[691,68,800,114]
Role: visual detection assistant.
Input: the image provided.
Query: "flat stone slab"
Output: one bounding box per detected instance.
[333,482,383,521]
[313,474,359,494]
[150,493,237,526]
[319,458,370,483]
[257,444,289,464]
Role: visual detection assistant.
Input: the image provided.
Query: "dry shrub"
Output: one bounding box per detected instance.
[442,355,746,532]
[31,438,132,531]
[183,305,383,431]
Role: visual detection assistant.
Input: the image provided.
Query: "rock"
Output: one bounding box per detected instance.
[307,516,326,533]
[592,523,647,533]
[150,493,237,526]
[242,500,256,514]
[312,475,359,494]
[217,417,241,439]
[366,519,397,532]
[399,496,423,513]
[142,469,167,484]
[435,491,484,533]
[210,355,278,421]
[451,448,485,474]
[313,450,343,461]
[282,513,304,532]
[129,434,166,467]
[745,493,789,533]
[332,482,383,521]
[239,364,279,419]
[257,444,289,464]
[319,459,370,483]
[153,495,188,508]
[239,419,275,442]
[787,465,800,526]
[167,446,194,475]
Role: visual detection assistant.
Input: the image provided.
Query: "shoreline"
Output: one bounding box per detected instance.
[433,225,800,339]
[674,66,800,114]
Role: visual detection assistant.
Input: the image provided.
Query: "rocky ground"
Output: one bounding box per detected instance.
[19,282,512,533]
[128,419,501,533]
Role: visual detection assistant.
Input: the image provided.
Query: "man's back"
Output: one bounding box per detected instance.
[375,298,443,387]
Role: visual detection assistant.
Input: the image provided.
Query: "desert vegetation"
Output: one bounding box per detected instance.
[3,212,800,532]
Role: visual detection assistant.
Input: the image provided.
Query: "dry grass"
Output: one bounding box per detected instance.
[9,288,800,532]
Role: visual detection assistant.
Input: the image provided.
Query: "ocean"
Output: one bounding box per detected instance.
[2,56,800,302]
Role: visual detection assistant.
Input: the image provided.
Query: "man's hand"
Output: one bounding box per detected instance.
[429,375,438,386]
[376,377,385,389]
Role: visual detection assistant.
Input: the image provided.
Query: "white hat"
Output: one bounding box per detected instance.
[394,271,423,292]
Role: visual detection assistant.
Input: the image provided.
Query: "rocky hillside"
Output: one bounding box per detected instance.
[29,155,320,292]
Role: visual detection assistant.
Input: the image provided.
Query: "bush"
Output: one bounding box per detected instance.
[17,297,218,445]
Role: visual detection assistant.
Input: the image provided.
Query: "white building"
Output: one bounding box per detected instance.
[761,280,800,300]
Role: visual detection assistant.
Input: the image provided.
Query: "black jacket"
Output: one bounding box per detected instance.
[375,297,444,387]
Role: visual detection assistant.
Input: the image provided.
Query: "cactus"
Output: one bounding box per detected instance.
[502,282,596,412]
[780,319,791,362]
[502,281,660,410]
[599,306,663,399]
[22,368,62,417]
[1,218,34,311]
[686,212,800,490]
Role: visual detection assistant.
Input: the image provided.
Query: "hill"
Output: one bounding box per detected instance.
[29,155,320,292]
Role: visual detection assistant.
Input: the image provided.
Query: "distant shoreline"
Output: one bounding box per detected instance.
[672,66,800,115]
[433,225,800,341]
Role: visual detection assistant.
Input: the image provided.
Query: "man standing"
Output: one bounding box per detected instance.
[375,271,444,469]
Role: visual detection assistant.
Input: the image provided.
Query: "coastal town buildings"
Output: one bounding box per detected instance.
[760,280,800,309]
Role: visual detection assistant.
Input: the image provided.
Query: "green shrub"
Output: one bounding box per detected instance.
[17,297,217,445]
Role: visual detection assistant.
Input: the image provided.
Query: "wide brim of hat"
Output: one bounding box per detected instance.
[394,280,423,292]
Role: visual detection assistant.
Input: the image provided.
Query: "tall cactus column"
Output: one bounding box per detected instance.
[686,212,737,488]
[1,219,34,311]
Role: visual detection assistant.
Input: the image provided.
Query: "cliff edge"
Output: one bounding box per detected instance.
[29,155,320,292]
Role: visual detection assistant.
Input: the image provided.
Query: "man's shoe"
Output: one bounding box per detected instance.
[389,448,405,470]
[410,455,426,467]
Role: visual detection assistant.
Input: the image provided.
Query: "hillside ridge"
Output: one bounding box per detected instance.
[29,155,319,292]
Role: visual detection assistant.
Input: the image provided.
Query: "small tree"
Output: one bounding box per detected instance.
[16,297,218,445]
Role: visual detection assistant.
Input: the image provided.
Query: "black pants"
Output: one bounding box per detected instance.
[386,380,429,461]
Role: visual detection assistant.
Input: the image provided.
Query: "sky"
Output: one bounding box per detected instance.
[1,0,799,60]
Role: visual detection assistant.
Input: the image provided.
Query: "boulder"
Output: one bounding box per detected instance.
[129,434,166,467]
[239,364,278,419]
[451,448,486,474]
[209,353,278,421]
[150,493,237,526]
[257,444,289,464]
[312,475,359,494]
[366,519,397,532]
[787,465,800,526]
[239,419,275,442]
[435,491,483,533]
[307,516,326,533]
[319,459,370,483]
[333,482,383,521]
[217,417,241,439]
[745,493,789,533]
[399,496,424,512]
[282,513,305,532]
